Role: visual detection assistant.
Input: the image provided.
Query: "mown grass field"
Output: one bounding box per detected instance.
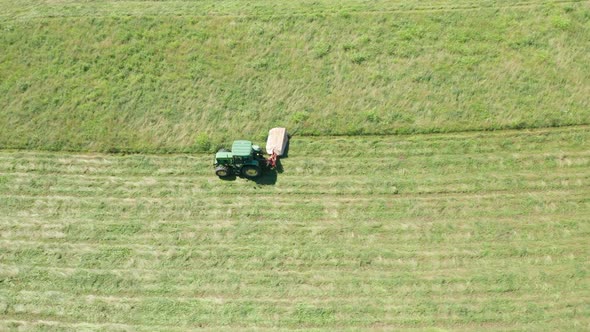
[1,0,590,330]
[1,0,589,152]
[1,126,589,330]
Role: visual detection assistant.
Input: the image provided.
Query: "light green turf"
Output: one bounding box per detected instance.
[1,0,589,152]
[0,126,589,330]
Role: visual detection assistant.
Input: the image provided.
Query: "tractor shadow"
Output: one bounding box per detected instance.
[281,138,291,159]
[219,169,279,185]
[275,158,284,174]
[252,168,278,185]
[250,156,285,185]
[219,174,237,181]
[218,164,281,185]
[252,135,290,184]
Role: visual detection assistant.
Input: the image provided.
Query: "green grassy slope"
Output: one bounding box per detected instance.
[0,126,589,330]
[1,0,589,152]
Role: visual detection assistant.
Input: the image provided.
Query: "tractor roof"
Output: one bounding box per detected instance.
[231,140,253,157]
[215,151,232,160]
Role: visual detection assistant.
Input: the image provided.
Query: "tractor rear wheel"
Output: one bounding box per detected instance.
[215,166,230,177]
[241,165,261,178]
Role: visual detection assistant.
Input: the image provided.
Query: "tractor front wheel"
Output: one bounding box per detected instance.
[215,166,231,177]
[241,165,261,178]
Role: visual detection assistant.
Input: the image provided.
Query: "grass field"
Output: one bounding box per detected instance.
[1,0,590,152]
[1,0,590,330]
[1,126,589,330]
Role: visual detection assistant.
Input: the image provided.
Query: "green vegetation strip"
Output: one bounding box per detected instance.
[0,127,589,330]
[1,0,590,152]
[0,0,584,21]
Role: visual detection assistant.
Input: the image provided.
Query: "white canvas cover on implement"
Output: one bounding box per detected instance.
[266,127,288,156]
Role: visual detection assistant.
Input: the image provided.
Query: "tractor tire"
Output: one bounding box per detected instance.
[215,166,231,177]
[241,165,261,178]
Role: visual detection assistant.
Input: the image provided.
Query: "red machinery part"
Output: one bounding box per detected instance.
[267,151,278,168]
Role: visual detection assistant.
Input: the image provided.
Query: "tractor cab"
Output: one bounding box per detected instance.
[231,140,254,162]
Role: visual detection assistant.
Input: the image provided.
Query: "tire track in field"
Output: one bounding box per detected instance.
[0,172,587,194]
[0,232,584,256]
[0,0,586,23]
[2,263,587,308]
[0,317,572,332]
[1,210,586,228]
[2,288,584,309]
[2,261,584,284]
[4,165,589,183]
[2,185,588,201]
[2,288,587,330]
[1,237,585,260]
[1,149,589,175]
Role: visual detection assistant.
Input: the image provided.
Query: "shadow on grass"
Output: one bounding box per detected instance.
[216,169,278,185]
[218,174,237,181]
[252,168,278,185]
[281,137,291,158]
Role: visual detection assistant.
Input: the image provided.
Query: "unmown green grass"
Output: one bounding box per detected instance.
[0,0,589,152]
[0,127,589,330]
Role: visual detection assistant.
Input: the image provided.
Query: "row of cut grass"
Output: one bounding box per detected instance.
[0,127,588,329]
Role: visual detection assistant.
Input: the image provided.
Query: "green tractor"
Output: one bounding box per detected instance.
[214,140,266,178]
